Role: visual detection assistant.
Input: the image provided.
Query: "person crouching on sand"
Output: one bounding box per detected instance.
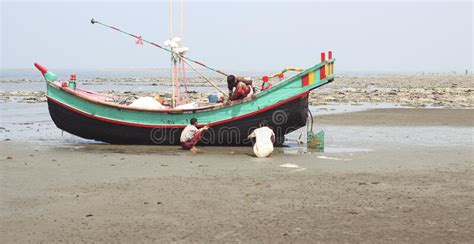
[180,118,209,153]
[248,122,275,158]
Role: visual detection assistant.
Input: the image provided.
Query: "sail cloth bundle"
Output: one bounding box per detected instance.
[129,96,167,110]
[175,101,198,109]
[164,37,189,56]
[128,97,198,110]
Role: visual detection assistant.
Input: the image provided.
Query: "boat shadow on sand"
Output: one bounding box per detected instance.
[55,143,311,156]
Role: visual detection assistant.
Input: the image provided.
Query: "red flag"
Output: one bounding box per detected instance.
[135,36,143,45]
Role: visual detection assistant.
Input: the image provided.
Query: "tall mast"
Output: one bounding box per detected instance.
[178,0,184,104]
[169,0,176,107]
[180,0,184,43]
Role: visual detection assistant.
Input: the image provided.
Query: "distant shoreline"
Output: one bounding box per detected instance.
[1,74,472,108]
[1,68,471,81]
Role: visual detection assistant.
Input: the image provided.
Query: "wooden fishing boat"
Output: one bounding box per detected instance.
[36,16,335,146]
[36,54,335,146]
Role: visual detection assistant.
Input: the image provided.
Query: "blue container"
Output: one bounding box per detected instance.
[208,94,219,103]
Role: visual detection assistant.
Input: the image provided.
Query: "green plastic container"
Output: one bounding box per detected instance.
[308,130,324,151]
[68,81,76,90]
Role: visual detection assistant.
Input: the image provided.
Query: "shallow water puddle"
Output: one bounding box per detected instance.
[323,147,373,153]
[317,155,352,161]
[309,102,400,116]
[280,163,300,168]
[279,163,307,172]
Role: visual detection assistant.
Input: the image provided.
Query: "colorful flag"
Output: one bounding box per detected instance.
[136,36,144,45]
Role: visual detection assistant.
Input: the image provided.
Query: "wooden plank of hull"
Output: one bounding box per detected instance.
[47,93,309,146]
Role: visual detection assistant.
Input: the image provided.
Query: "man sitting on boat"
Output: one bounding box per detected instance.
[180,118,209,153]
[248,122,275,158]
[227,75,255,101]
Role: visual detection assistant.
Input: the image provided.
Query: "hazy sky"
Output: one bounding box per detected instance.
[1,1,472,73]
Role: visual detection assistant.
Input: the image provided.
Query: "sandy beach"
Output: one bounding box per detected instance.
[1,107,473,242]
[2,0,473,241]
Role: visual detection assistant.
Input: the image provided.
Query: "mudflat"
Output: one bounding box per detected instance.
[316,108,474,127]
[1,108,473,243]
[2,74,473,108]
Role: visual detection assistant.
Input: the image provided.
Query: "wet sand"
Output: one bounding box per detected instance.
[316,108,474,127]
[1,108,473,243]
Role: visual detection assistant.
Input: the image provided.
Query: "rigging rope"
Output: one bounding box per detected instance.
[181,60,188,94]
[181,58,228,96]
[91,18,228,77]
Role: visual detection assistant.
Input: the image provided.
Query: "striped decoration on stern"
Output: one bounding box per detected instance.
[301,71,315,87]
